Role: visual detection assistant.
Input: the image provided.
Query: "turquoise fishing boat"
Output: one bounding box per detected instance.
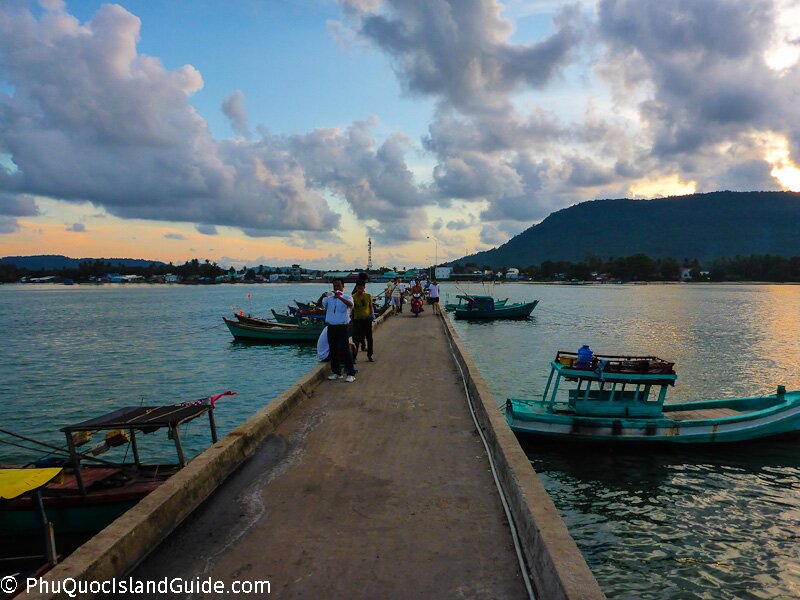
[505,351,800,444]
[453,296,538,320]
[223,317,320,342]
[444,295,508,312]
[268,309,326,328]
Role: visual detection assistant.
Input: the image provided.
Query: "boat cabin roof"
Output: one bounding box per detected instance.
[553,350,676,384]
[61,404,211,433]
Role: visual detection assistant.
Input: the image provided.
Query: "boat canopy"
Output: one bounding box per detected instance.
[61,404,212,435]
[543,351,677,418]
[0,467,64,501]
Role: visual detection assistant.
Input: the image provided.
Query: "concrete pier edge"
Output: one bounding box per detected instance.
[28,311,392,600]
[439,312,606,600]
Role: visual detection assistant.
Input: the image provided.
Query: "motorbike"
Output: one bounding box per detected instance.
[410,293,424,317]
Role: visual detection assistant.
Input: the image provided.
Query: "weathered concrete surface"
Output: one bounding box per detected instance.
[440,313,606,600]
[123,308,529,599]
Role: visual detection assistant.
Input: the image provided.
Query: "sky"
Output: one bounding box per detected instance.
[1,0,799,270]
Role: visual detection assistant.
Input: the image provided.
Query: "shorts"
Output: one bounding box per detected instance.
[430,297,439,303]
[391,296,402,307]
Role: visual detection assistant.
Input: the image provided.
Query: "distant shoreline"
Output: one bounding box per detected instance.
[2,280,799,287]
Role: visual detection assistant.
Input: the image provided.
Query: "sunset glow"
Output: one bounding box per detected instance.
[629,176,697,199]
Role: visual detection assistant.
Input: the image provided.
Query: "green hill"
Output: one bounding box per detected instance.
[457,191,800,268]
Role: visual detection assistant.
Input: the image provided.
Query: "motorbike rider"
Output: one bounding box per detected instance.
[410,280,424,315]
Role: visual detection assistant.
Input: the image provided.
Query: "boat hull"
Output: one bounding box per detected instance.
[454,300,538,320]
[0,477,162,535]
[505,392,800,444]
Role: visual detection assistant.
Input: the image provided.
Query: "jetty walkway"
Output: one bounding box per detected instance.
[130,308,529,598]
[33,308,604,599]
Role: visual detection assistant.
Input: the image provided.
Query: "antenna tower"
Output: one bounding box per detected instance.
[367,237,373,271]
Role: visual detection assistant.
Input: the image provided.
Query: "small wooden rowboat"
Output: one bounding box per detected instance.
[223,317,320,342]
[505,351,800,444]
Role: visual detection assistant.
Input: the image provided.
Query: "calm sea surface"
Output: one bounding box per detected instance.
[448,282,800,600]
[2,282,799,598]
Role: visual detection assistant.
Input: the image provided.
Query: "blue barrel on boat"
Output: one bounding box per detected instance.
[577,344,593,367]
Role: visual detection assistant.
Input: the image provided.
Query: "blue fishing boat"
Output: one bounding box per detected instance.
[453,296,538,320]
[505,350,800,444]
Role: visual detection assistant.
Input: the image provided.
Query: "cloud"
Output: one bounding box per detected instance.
[288,119,429,243]
[0,193,40,216]
[344,0,583,113]
[163,232,186,240]
[0,2,340,235]
[596,0,799,161]
[66,222,86,232]
[0,215,20,233]
[222,90,250,138]
[445,215,476,230]
[196,224,218,235]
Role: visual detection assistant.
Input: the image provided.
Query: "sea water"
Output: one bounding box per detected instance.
[1,282,798,598]
[449,282,800,599]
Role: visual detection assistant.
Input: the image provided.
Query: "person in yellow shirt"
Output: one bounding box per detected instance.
[352,283,374,361]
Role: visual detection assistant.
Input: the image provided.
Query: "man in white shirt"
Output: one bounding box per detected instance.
[321,278,356,382]
[428,279,441,314]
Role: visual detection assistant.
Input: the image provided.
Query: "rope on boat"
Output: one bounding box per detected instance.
[438,314,537,600]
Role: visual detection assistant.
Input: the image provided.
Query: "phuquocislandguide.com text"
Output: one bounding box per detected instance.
[24,576,270,597]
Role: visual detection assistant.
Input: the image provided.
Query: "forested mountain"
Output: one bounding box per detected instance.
[456,191,800,268]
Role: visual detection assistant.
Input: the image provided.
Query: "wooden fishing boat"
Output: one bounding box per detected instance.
[444,295,508,312]
[287,305,326,319]
[453,296,538,320]
[1,396,228,538]
[235,312,323,329]
[223,317,320,341]
[505,351,800,444]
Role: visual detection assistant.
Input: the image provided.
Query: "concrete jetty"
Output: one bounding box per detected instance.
[30,308,604,599]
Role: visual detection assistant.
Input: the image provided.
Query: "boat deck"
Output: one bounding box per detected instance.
[667,407,750,421]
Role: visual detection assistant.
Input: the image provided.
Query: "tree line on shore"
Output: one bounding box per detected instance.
[453,253,800,282]
[3,253,800,283]
[0,258,227,283]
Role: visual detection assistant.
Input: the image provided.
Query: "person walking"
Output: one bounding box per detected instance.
[390,277,402,314]
[322,278,356,382]
[352,283,374,361]
[428,279,441,314]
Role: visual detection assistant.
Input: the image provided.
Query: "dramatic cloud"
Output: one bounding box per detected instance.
[0,2,340,235]
[340,0,800,241]
[596,0,800,184]
[343,0,583,113]
[288,119,429,243]
[66,222,86,232]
